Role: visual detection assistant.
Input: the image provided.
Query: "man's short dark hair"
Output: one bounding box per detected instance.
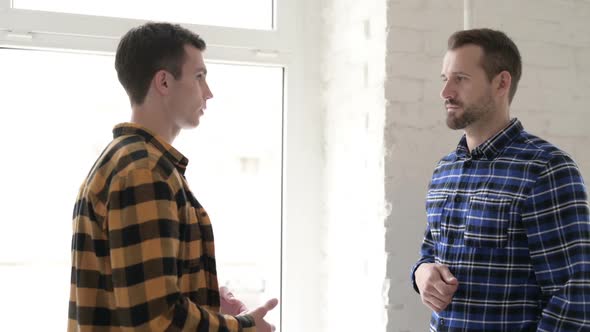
[448,28,522,104]
[115,22,206,105]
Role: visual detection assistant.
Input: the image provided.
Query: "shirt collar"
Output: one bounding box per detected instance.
[455,118,523,160]
[112,122,189,175]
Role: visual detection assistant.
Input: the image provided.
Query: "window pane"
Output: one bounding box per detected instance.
[0,48,282,330]
[13,0,274,30]
[174,64,283,326]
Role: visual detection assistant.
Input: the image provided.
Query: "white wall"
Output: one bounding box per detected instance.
[384,1,463,330]
[319,0,388,331]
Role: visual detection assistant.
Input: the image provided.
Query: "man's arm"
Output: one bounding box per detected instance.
[522,155,590,331]
[107,168,255,331]
[411,222,437,293]
[412,213,459,313]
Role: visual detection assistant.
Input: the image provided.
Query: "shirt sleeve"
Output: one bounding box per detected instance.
[411,209,438,294]
[107,168,256,331]
[521,155,590,331]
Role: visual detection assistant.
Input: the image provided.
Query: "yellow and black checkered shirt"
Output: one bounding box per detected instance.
[68,123,255,331]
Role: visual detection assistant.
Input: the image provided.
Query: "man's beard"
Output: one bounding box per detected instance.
[445,92,495,130]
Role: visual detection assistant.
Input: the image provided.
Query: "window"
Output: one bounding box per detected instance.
[0,48,127,331]
[0,0,321,330]
[174,64,283,324]
[13,0,274,30]
[0,48,282,330]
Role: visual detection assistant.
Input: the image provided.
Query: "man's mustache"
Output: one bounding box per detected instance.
[445,99,463,108]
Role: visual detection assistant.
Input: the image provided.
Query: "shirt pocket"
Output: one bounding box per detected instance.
[465,196,513,248]
[426,193,449,243]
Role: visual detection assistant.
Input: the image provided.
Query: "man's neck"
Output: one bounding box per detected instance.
[464,114,511,152]
[130,103,180,144]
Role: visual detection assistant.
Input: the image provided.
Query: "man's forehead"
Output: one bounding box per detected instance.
[442,45,483,71]
[183,45,205,67]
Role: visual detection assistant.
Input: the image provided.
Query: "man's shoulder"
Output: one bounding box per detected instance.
[102,134,151,172]
[509,130,576,166]
[434,150,458,166]
[90,133,181,186]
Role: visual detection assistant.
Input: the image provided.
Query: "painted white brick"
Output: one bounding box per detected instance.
[385,101,446,131]
[385,78,424,103]
[474,0,574,23]
[424,29,457,57]
[513,85,579,114]
[544,113,590,137]
[574,69,590,100]
[387,27,425,53]
[520,41,574,68]
[386,52,441,80]
[520,65,577,91]
[320,0,387,331]
[473,1,590,47]
[389,7,463,31]
[388,0,463,11]
[424,79,444,103]
[575,47,590,72]
[568,19,590,46]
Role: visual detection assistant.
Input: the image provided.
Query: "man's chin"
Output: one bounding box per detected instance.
[189,111,203,127]
[182,117,201,129]
[446,116,467,130]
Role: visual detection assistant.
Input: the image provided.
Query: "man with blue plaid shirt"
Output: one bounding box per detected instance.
[412,28,590,331]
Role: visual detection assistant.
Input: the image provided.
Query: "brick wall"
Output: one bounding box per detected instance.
[319,0,388,331]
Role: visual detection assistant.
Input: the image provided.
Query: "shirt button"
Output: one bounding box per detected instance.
[440,318,445,326]
[454,196,461,203]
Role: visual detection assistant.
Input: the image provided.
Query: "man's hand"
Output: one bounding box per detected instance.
[241,298,279,332]
[220,286,249,315]
[415,263,459,313]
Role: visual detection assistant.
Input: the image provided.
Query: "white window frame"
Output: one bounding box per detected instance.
[0,0,323,331]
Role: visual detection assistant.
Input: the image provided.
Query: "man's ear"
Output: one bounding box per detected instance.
[495,70,512,99]
[153,70,170,96]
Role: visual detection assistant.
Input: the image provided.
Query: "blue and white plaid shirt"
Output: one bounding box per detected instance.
[413,119,590,331]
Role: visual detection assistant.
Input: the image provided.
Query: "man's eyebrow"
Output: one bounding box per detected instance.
[452,71,470,76]
[441,71,471,78]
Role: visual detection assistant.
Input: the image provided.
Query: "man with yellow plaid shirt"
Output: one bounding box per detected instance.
[68,22,277,331]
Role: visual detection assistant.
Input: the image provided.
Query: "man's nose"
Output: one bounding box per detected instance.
[440,81,455,100]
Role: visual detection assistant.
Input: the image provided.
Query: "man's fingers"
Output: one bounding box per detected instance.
[422,287,447,305]
[264,298,279,311]
[437,264,458,284]
[423,298,443,313]
[433,282,457,298]
[424,295,452,313]
[251,298,279,317]
[422,290,452,312]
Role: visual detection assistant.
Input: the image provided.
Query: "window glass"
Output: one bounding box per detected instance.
[0,48,282,330]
